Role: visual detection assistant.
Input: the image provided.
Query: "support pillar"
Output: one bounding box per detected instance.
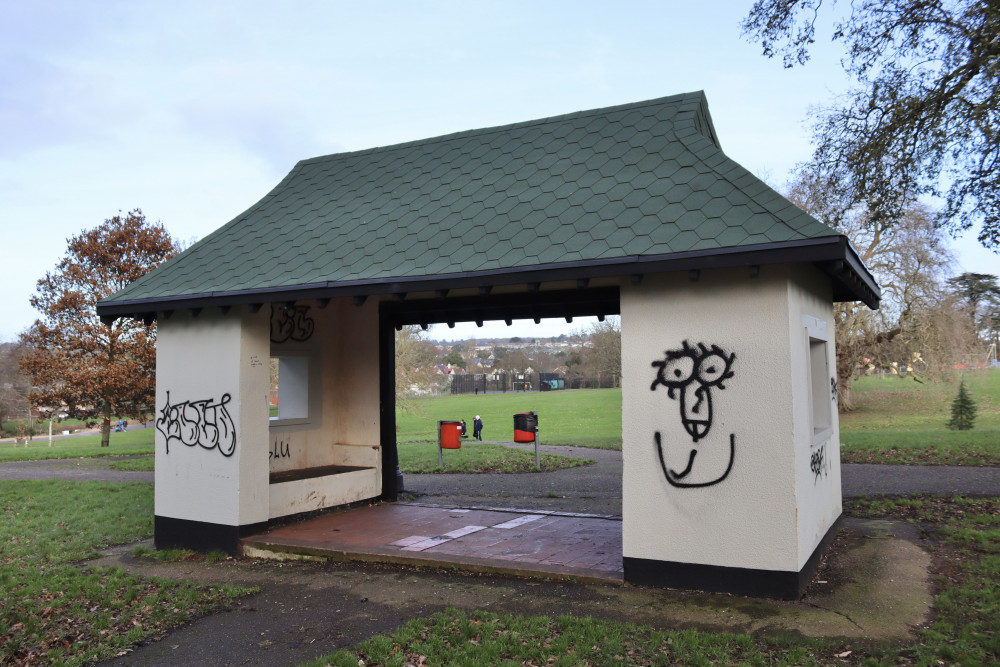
[620,266,841,598]
[153,309,270,554]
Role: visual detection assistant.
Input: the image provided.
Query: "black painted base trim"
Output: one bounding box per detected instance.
[623,514,842,599]
[155,515,268,556]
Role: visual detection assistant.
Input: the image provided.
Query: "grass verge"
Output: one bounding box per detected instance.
[398,442,592,474]
[303,609,825,666]
[108,457,155,472]
[306,494,1000,666]
[0,480,250,666]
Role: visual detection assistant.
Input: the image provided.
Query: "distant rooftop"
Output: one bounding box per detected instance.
[98,91,879,321]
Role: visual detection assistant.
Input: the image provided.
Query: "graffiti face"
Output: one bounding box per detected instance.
[651,341,735,442]
[651,341,736,488]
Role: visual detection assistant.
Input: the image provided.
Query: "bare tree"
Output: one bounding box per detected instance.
[786,170,960,408]
[395,325,443,412]
[584,317,622,387]
[743,0,1000,250]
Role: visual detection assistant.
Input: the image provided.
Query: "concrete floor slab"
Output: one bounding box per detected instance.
[242,502,624,584]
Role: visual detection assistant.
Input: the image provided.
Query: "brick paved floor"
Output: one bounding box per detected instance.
[242,503,623,583]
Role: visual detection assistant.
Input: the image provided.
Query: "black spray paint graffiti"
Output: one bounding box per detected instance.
[270,305,315,343]
[270,438,291,460]
[810,443,827,482]
[156,392,236,457]
[651,341,736,488]
[831,377,839,402]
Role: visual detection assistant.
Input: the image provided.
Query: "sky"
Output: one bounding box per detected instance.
[2,1,996,343]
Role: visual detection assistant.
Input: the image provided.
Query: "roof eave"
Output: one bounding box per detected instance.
[95,236,880,324]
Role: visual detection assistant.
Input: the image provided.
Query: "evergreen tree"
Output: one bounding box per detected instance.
[946,379,977,431]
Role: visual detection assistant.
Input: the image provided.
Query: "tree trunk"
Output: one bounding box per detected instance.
[101,400,111,447]
[837,374,855,412]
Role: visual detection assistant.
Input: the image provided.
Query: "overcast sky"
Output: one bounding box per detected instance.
[2,1,995,343]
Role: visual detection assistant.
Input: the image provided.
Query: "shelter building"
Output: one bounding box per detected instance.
[97,92,879,598]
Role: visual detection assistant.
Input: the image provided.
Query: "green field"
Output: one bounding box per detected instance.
[840,370,1000,465]
[397,389,623,449]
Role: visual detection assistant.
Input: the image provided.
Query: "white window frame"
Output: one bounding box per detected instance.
[802,315,833,445]
[269,351,320,429]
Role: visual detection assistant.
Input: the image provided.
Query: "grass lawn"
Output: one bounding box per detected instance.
[307,494,1000,666]
[0,428,155,462]
[108,457,155,472]
[398,442,592,473]
[840,370,1000,465]
[398,389,623,450]
[0,480,250,666]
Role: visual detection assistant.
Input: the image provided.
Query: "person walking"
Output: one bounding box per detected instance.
[473,415,483,441]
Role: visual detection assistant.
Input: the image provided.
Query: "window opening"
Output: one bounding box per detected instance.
[270,355,310,422]
[808,337,832,442]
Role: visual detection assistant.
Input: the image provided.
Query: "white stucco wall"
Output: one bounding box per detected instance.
[786,264,842,566]
[621,265,840,573]
[154,308,270,527]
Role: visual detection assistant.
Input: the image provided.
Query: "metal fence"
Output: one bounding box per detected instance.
[450,372,619,394]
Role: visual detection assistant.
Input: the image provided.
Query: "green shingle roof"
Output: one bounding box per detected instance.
[98,91,879,316]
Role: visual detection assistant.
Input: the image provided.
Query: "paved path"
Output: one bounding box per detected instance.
[841,463,1000,497]
[0,457,154,483]
[2,447,999,505]
[401,444,1000,515]
[401,442,623,515]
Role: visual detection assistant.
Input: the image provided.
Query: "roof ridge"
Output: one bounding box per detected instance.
[670,102,838,238]
[296,91,706,168]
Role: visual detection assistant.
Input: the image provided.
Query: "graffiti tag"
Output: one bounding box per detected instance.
[270,438,291,460]
[651,341,736,488]
[831,377,838,402]
[810,444,827,482]
[270,305,315,343]
[156,391,236,457]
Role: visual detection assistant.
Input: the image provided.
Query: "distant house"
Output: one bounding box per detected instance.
[98,91,878,598]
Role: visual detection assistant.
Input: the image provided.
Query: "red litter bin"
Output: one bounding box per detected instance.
[438,420,463,467]
[513,412,538,443]
[439,421,463,449]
